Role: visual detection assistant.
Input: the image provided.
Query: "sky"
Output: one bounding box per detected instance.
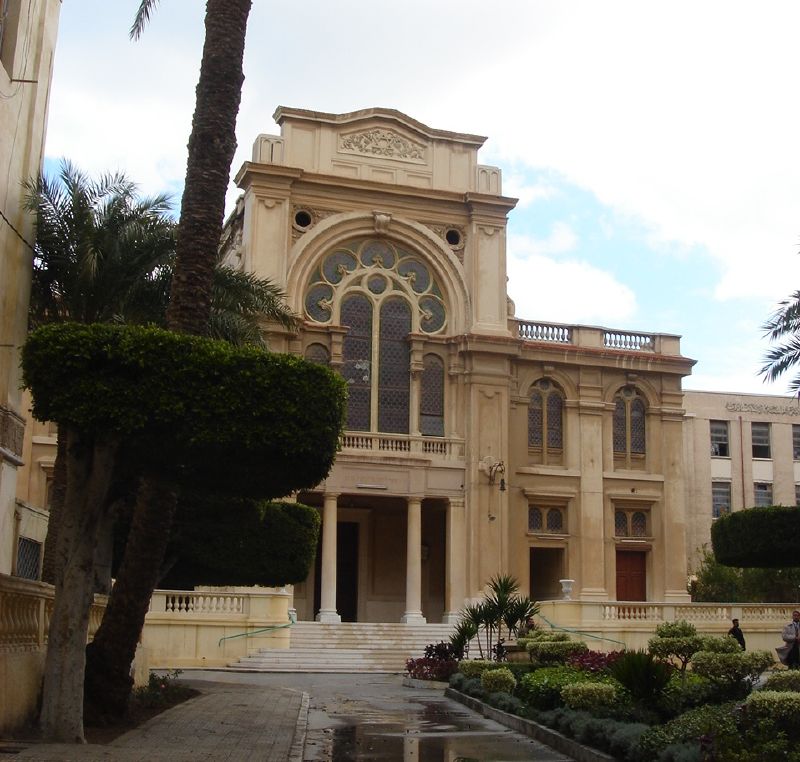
[43,1,800,395]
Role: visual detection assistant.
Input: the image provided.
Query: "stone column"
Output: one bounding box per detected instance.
[402,497,426,623]
[444,496,466,623]
[316,492,341,623]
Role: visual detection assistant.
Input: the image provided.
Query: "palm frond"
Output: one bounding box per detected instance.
[130,0,160,40]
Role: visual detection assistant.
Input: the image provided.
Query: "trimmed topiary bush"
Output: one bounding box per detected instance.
[659,671,715,716]
[526,639,588,665]
[481,667,516,695]
[744,690,800,739]
[712,506,800,568]
[517,666,590,710]
[648,620,703,673]
[698,635,742,654]
[458,660,496,679]
[762,670,800,692]
[560,681,618,712]
[691,650,773,697]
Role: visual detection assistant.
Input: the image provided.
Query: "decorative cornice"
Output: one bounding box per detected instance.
[339,128,426,163]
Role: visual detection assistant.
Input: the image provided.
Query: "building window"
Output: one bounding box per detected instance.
[751,422,771,459]
[420,354,444,437]
[306,238,447,435]
[712,482,731,518]
[304,343,330,366]
[794,425,800,460]
[15,537,41,581]
[710,420,730,457]
[528,379,564,465]
[614,506,650,537]
[795,485,800,507]
[528,505,566,534]
[613,387,646,469]
[754,482,773,507]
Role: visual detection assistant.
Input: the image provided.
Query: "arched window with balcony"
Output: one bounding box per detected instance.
[528,379,564,465]
[304,238,448,437]
[613,387,646,469]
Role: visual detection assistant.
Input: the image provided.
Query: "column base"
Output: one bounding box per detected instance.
[316,609,341,623]
[663,590,692,604]
[442,612,461,625]
[401,612,427,624]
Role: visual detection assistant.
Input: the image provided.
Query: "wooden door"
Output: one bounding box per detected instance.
[616,550,646,601]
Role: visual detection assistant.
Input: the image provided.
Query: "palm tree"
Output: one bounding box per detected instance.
[760,290,800,394]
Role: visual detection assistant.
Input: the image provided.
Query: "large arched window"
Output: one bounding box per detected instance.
[305,238,447,435]
[613,387,646,469]
[528,379,564,465]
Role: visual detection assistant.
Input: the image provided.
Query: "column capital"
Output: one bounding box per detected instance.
[447,496,466,509]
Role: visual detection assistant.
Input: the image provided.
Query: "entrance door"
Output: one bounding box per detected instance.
[529,547,564,601]
[313,521,359,621]
[616,550,646,601]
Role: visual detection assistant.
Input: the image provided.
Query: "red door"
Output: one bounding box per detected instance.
[616,550,646,601]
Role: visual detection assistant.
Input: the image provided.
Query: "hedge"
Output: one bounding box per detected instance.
[22,323,347,499]
[711,506,800,568]
[480,667,516,695]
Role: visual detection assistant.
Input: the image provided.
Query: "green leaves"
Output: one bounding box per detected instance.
[711,505,800,568]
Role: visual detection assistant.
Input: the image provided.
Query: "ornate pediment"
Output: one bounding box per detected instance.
[338,128,427,163]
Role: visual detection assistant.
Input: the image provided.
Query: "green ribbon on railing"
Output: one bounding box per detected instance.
[218,611,297,647]
[537,613,627,648]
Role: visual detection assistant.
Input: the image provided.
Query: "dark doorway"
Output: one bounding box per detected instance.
[313,521,359,622]
[616,550,646,601]
[529,547,564,601]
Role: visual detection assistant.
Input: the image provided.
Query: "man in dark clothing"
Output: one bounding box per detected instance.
[727,618,745,650]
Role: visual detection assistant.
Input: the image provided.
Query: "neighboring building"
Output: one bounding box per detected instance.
[220,106,696,622]
[683,390,800,570]
[0,0,60,575]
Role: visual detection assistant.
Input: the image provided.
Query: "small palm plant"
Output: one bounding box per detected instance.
[610,650,673,709]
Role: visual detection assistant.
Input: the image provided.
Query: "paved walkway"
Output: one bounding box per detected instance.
[10,681,307,762]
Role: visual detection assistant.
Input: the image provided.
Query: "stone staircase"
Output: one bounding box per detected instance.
[226,621,455,673]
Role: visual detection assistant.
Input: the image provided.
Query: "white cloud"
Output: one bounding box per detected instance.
[509,226,577,259]
[508,253,637,326]
[502,172,559,208]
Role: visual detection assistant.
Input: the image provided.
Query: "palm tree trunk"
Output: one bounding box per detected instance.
[41,433,67,585]
[84,0,253,717]
[166,0,251,334]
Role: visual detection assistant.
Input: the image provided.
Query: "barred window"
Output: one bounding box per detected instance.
[710,420,729,457]
[712,481,731,518]
[546,508,564,533]
[528,507,543,532]
[613,388,646,469]
[528,379,564,465]
[615,510,629,537]
[420,354,444,437]
[754,482,772,507]
[377,299,411,434]
[631,512,647,537]
[528,505,566,534]
[751,423,771,459]
[15,537,41,581]
[341,294,373,431]
[304,343,330,366]
[615,506,651,538]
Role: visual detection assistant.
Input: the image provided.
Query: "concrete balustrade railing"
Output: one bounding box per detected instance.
[340,432,464,459]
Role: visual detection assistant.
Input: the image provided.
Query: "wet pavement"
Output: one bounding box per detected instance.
[182,671,573,761]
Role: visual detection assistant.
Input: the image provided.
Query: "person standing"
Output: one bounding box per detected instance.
[777,610,800,668]
[727,618,745,650]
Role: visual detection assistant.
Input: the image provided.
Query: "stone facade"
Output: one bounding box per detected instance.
[0,0,60,575]
[683,390,800,570]
[225,107,696,622]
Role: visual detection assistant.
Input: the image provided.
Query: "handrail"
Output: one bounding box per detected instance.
[537,613,627,649]
[218,611,297,647]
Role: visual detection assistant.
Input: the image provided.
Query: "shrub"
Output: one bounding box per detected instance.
[744,690,800,739]
[636,702,738,760]
[567,649,624,673]
[659,671,715,716]
[610,650,673,705]
[712,505,800,568]
[762,670,800,692]
[517,666,590,710]
[527,630,570,642]
[698,635,742,654]
[560,681,617,712]
[481,667,516,695]
[405,657,458,681]
[526,639,588,665]
[648,621,703,673]
[458,660,496,679]
[691,650,774,697]
[449,672,466,691]
[461,676,484,699]
[504,663,536,681]
[487,692,525,715]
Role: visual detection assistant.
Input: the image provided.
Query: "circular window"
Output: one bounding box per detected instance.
[445,228,461,247]
[294,209,313,230]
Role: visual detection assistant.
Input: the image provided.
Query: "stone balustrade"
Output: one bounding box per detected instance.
[340,432,464,459]
[514,319,681,356]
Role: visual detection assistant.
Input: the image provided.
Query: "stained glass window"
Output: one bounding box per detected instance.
[378,299,411,434]
[420,355,444,437]
[304,343,330,366]
[614,388,646,468]
[341,294,372,431]
[547,393,563,449]
[613,398,627,453]
[630,399,646,454]
[528,392,543,447]
[528,380,564,464]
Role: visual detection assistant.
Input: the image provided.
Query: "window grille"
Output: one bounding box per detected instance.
[614,510,628,537]
[528,507,543,532]
[712,481,731,518]
[420,354,444,436]
[754,482,772,507]
[545,508,564,533]
[751,422,771,459]
[15,537,41,581]
[528,379,564,464]
[631,512,647,537]
[794,425,800,460]
[377,299,411,434]
[613,388,646,468]
[528,392,543,447]
[710,420,730,457]
[341,294,372,431]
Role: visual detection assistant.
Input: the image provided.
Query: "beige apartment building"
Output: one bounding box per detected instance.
[0,0,60,576]
[683,390,800,569]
